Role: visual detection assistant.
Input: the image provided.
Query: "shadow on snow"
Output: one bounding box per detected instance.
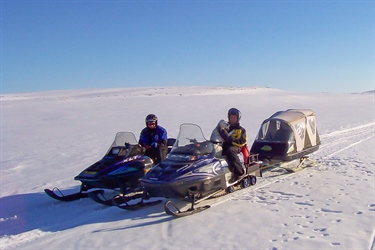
[0,186,169,237]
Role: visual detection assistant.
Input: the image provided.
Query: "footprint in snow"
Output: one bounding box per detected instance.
[330,242,341,246]
[368,204,375,212]
[321,208,343,213]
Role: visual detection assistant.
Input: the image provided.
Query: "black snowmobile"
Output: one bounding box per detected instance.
[141,123,261,217]
[44,132,166,206]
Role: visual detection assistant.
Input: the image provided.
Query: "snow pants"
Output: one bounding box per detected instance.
[223,145,244,176]
[145,145,167,164]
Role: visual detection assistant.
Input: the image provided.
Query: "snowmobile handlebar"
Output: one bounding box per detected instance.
[187,138,199,144]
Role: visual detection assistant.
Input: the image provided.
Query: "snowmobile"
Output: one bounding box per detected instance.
[140,123,261,217]
[44,132,169,205]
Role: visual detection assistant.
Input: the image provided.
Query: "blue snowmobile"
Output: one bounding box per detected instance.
[44,132,171,206]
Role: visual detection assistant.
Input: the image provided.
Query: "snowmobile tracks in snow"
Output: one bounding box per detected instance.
[370,229,375,250]
[319,121,375,159]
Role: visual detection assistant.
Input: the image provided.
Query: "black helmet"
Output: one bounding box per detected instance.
[145,114,158,126]
[228,108,241,123]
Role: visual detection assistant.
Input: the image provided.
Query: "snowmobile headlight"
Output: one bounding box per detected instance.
[168,154,197,161]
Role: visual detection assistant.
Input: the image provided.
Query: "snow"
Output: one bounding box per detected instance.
[0,86,374,249]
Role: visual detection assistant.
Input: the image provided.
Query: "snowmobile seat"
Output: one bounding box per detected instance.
[171,145,201,156]
[170,141,214,157]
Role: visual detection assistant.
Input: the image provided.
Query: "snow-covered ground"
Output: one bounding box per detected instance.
[0,86,374,249]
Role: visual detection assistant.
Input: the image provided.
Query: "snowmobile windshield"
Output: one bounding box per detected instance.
[105,132,139,155]
[169,123,214,158]
[173,124,208,147]
[111,132,138,147]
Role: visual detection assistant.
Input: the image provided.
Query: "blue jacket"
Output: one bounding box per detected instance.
[139,125,168,149]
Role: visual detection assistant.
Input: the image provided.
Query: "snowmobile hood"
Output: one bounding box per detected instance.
[142,156,223,183]
[75,155,151,180]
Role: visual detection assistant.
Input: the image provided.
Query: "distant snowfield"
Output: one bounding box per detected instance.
[0,86,374,249]
[0,86,279,100]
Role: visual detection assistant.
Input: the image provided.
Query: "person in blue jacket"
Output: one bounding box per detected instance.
[139,114,168,164]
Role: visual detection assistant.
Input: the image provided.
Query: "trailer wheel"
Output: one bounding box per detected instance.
[250,175,257,185]
[226,185,235,193]
[241,177,251,188]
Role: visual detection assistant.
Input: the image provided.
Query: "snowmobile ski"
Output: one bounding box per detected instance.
[115,199,163,210]
[87,189,144,206]
[259,156,320,176]
[44,188,88,202]
[164,200,210,218]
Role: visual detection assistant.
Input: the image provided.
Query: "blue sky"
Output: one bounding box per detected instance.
[1,0,374,94]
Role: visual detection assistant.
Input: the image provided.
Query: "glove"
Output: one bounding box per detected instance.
[218,119,229,130]
[151,142,158,148]
[219,128,230,141]
[226,137,233,144]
